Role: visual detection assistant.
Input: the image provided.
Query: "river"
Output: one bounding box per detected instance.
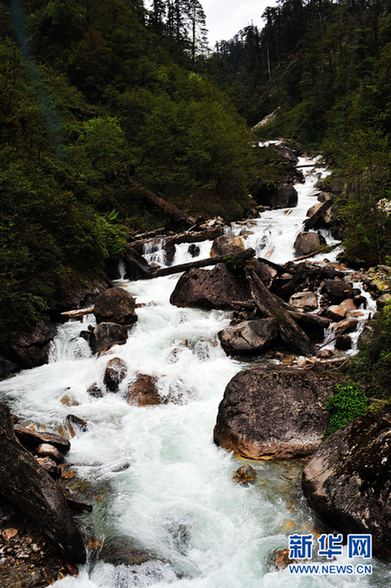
[0,155,387,587]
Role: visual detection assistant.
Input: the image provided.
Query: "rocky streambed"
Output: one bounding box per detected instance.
[1,146,391,586]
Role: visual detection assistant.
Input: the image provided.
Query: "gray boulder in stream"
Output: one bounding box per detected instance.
[214,366,335,459]
[302,404,391,558]
[218,318,278,356]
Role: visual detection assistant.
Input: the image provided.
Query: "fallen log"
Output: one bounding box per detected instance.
[257,257,294,275]
[61,307,94,319]
[150,248,255,278]
[303,199,333,232]
[0,404,86,563]
[127,177,197,228]
[246,268,315,357]
[292,245,335,262]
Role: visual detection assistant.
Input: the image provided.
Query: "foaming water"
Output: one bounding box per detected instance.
[0,156,383,587]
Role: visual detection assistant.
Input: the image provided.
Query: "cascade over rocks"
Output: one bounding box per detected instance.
[214,366,335,459]
[93,286,138,326]
[218,318,278,356]
[302,405,391,558]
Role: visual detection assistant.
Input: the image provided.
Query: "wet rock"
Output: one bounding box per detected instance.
[100,536,158,566]
[0,357,19,381]
[302,405,391,558]
[36,444,64,464]
[218,318,278,356]
[127,374,161,406]
[90,322,128,355]
[93,286,138,326]
[9,317,57,369]
[321,279,353,304]
[332,318,358,337]
[13,425,70,453]
[87,383,103,398]
[188,244,200,258]
[34,457,61,478]
[267,548,296,570]
[232,464,257,484]
[323,305,347,322]
[293,232,326,257]
[214,366,334,460]
[66,415,88,432]
[334,335,352,350]
[289,291,318,312]
[170,263,252,310]
[104,357,128,392]
[210,234,245,257]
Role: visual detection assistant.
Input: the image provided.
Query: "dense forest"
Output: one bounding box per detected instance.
[1,0,391,387]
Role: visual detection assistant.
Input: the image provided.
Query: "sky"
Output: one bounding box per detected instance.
[201,0,277,48]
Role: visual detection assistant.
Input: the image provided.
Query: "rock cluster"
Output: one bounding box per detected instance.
[0,403,87,587]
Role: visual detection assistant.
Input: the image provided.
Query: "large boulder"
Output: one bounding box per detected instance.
[214,366,335,459]
[293,232,326,257]
[90,322,128,355]
[302,405,391,558]
[271,184,298,209]
[210,235,245,257]
[170,263,252,310]
[93,286,138,326]
[321,279,353,304]
[218,319,278,356]
[10,317,57,369]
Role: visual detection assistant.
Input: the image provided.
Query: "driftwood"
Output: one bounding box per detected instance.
[61,307,94,319]
[246,268,315,357]
[127,177,197,228]
[292,245,333,262]
[303,199,333,231]
[0,404,85,563]
[150,248,255,278]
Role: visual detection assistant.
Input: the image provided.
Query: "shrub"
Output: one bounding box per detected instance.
[324,382,368,439]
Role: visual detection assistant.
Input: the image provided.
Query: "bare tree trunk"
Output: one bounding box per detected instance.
[246,268,315,357]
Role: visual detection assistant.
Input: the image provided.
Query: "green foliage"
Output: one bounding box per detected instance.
[349,302,391,400]
[324,382,368,439]
[336,127,391,265]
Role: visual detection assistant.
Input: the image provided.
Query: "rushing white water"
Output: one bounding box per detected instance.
[0,157,387,588]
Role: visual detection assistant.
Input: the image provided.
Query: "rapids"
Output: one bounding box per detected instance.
[0,156,386,587]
